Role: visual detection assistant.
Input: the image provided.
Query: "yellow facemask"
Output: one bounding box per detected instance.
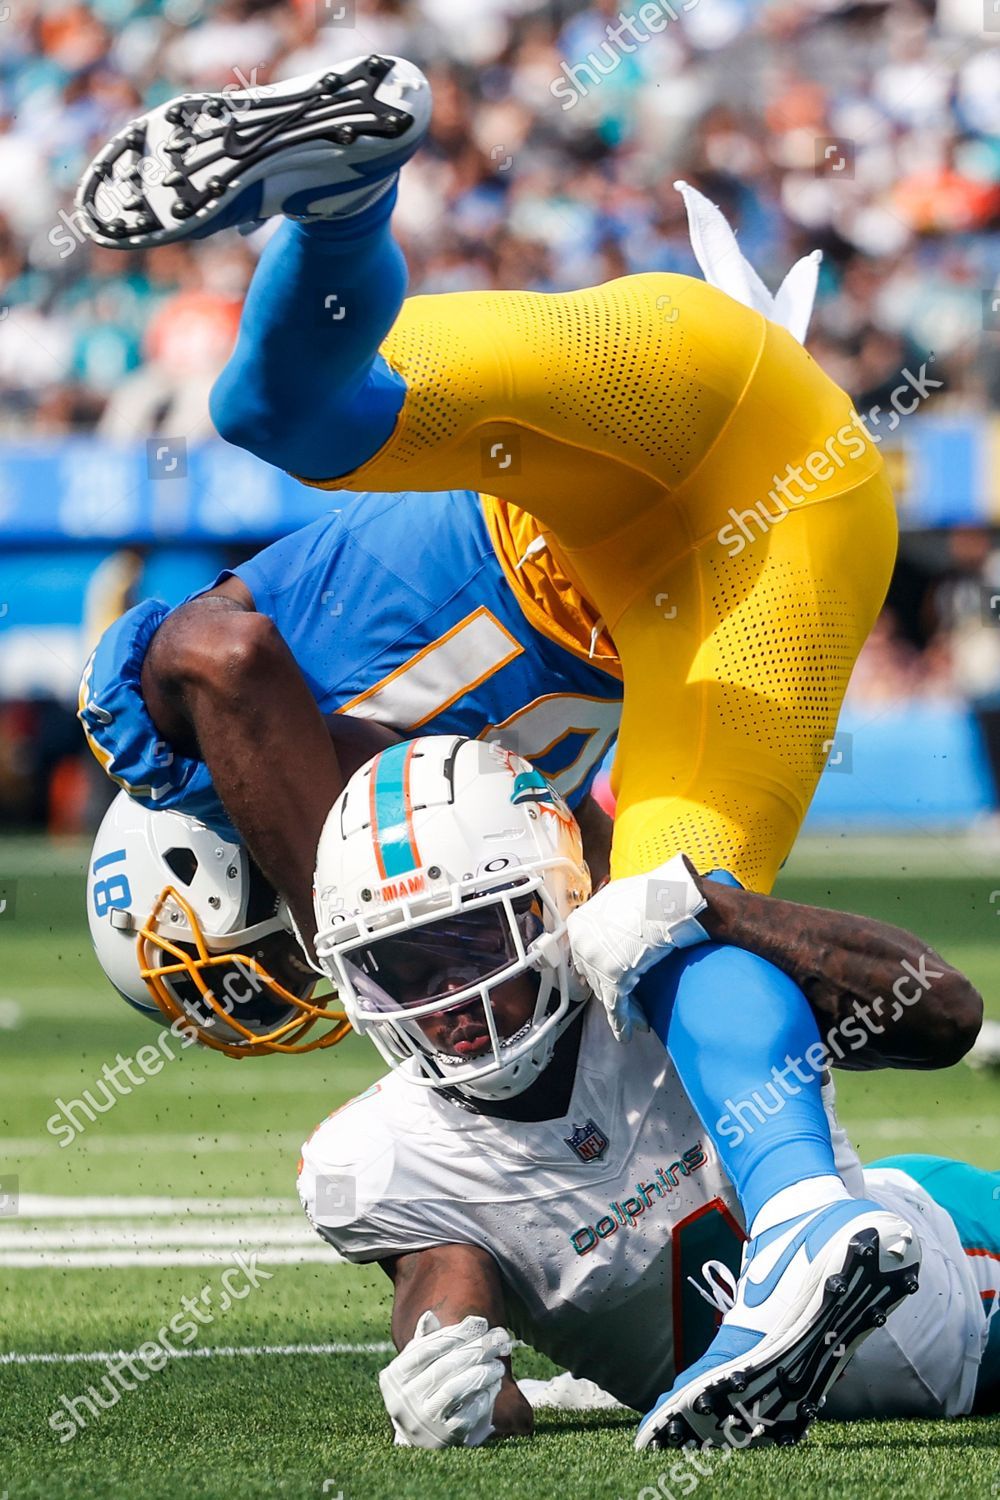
[135,885,352,1058]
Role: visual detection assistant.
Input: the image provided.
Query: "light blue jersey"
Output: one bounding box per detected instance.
[79,488,623,836]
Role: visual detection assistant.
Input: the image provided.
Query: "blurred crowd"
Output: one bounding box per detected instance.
[1,0,1000,829]
[0,0,997,438]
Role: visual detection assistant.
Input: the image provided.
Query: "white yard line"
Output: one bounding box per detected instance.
[0,1195,340,1268]
[859,1115,990,1139]
[0,1224,322,1250]
[15,1195,297,1216]
[0,1247,342,1268]
[5,1132,303,1156]
[783,831,997,878]
[2,1072,345,1097]
[0,1341,391,1366]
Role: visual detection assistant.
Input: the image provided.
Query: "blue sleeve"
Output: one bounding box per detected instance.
[77,600,236,838]
[209,199,408,481]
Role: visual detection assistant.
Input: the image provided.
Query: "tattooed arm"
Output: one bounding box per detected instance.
[691,864,983,1070]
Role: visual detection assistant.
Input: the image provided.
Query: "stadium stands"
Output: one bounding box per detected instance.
[1,0,998,830]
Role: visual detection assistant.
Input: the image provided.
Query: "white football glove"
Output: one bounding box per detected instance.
[566,853,709,1042]
[379,1310,512,1449]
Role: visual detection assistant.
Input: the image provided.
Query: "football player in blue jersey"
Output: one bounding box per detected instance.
[78,484,623,948]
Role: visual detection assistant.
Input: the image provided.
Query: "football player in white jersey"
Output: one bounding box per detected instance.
[293,736,997,1450]
[85,741,995,1448]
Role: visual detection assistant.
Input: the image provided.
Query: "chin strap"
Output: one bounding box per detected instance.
[287,903,326,978]
[676,179,821,345]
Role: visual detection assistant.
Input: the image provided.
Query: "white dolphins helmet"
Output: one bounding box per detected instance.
[87,791,350,1057]
[313,735,592,1100]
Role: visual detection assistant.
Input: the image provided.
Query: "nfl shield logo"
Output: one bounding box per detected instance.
[564,1119,609,1163]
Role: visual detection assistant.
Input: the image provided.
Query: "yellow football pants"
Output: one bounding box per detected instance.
[306,273,898,889]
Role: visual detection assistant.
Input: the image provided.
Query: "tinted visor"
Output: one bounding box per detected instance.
[344,894,545,1015]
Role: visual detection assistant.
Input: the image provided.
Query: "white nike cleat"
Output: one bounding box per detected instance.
[635,1197,921,1452]
[75,54,431,250]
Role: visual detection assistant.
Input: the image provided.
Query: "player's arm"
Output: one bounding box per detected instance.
[140,578,396,951]
[692,866,983,1071]
[377,1242,533,1446]
[575,792,612,889]
[569,853,981,1066]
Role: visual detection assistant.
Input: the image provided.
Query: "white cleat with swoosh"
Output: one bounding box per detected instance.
[635,1197,921,1451]
[76,54,431,250]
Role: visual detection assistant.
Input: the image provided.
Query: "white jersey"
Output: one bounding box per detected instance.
[303,1005,817,1408]
[298,1003,990,1416]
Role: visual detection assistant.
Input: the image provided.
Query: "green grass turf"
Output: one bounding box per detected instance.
[1,834,998,1499]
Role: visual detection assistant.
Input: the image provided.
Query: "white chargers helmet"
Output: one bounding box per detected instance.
[87,791,350,1057]
[313,735,592,1100]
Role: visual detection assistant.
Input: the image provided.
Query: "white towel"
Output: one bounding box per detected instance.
[675,179,822,345]
[517,1371,625,1411]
